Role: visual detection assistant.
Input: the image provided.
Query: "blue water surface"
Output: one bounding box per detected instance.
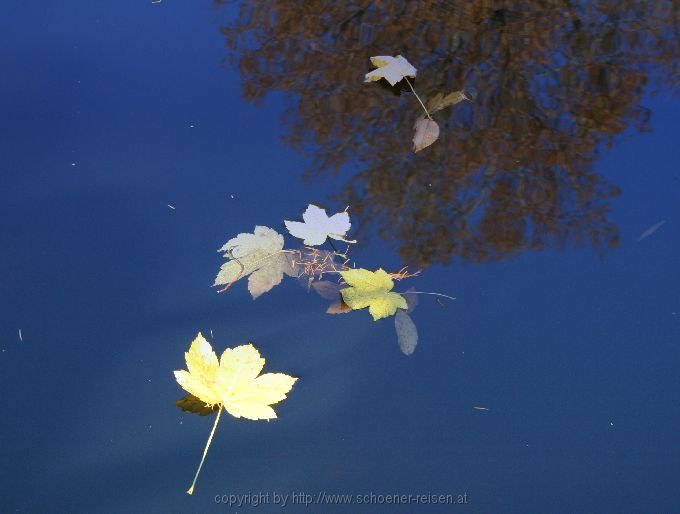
[1,2,679,513]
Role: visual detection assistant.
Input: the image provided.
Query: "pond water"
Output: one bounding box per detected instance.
[1,1,679,513]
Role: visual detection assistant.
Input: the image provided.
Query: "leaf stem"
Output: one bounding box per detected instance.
[401,291,457,301]
[187,405,223,495]
[404,77,432,120]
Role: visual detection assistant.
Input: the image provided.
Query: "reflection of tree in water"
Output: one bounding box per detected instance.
[217,1,679,266]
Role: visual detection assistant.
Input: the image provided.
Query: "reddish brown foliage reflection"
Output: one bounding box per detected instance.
[217,0,679,266]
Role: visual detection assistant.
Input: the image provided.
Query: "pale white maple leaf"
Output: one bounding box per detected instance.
[364,55,417,87]
[214,226,296,299]
[284,204,354,246]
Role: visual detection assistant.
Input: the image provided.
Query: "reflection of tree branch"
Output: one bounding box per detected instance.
[333,1,372,36]
[218,0,678,266]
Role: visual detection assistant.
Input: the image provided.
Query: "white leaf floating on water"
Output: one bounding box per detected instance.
[413,117,440,152]
[395,309,418,355]
[214,226,296,299]
[364,55,417,87]
[284,204,354,246]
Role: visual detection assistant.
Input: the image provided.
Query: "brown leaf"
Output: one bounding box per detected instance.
[425,92,444,112]
[326,298,352,314]
[413,117,439,152]
[427,90,468,114]
[311,280,341,300]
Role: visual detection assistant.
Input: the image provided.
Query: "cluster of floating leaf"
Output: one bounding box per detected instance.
[175,53,459,494]
[175,203,454,494]
[364,55,468,152]
[212,204,445,343]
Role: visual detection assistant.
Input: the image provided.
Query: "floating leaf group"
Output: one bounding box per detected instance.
[364,54,468,152]
[176,53,461,497]
[211,203,452,344]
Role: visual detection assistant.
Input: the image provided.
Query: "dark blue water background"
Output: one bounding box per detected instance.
[1,2,678,513]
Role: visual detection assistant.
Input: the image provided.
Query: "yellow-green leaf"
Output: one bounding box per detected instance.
[174,333,297,495]
[174,333,222,406]
[174,335,297,420]
[339,268,407,321]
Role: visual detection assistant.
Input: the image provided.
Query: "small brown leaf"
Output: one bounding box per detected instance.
[326,298,352,314]
[427,90,468,114]
[311,280,341,300]
[413,117,439,152]
[425,92,444,113]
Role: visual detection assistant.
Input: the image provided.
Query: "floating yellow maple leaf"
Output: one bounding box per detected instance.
[174,332,297,494]
[339,268,407,321]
